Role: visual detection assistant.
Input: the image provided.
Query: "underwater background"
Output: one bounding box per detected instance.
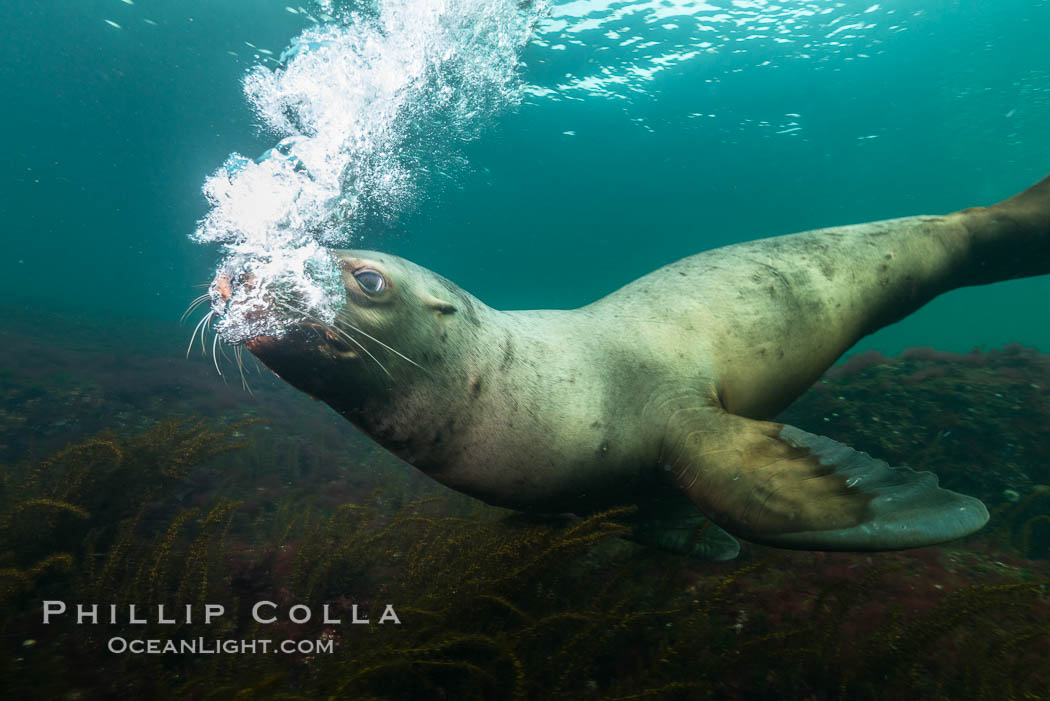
[3,0,1050,699]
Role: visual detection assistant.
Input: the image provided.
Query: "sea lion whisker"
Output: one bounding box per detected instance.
[348,333,393,378]
[180,294,211,325]
[216,336,238,385]
[186,311,214,359]
[201,311,217,357]
[329,313,413,373]
[329,327,393,379]
[273,299,394,379]
[335,311,426,371]
[211,332,223,377]
[235,345,254,395]
[217,336,233,363]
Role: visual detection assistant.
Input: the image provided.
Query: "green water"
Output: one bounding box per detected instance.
[4,3,1050,698]
[3,0,1049,354]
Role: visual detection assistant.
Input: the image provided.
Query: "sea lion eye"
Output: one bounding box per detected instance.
[354,269,386,294]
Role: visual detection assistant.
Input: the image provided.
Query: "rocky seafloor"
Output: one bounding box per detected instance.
[1,306,1048,700]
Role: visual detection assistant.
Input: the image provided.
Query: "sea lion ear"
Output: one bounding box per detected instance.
[661,409,989,551]
[421,293,457,315]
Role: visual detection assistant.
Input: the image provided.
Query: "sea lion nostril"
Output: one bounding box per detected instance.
[216,275,233,302]
[215,273,262,304]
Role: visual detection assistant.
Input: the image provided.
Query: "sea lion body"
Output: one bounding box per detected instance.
[234,174,1050,554]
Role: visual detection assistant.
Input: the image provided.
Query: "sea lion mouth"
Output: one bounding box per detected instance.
[245,335,278,352]
[244,322,354,355]
[211,268,349,351]
[313,323,359,358]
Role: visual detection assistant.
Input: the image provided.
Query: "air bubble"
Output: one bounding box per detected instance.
[195,1,550,344]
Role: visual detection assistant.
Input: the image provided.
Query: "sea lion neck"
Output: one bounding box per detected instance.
[313,295,511,460]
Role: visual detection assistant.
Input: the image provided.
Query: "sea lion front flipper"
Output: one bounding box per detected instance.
[662,411,989,551]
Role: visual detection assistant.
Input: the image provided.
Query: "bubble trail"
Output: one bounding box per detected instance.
[194,0,549,344]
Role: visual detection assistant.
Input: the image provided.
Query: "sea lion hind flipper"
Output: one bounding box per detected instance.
[663,412,989,551]
[628,490,740,561]
[631,519,740,561]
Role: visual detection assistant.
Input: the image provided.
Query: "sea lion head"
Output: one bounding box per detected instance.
[217,249,483,418]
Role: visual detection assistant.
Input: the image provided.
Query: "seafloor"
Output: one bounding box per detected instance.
[1,305,1048,700]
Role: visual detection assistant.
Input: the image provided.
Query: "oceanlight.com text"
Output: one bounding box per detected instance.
[107,637,335,655]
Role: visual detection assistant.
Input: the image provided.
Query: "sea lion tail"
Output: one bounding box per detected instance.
[963,172,1050,284]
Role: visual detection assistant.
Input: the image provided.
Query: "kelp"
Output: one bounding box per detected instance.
[0,399,1049,699]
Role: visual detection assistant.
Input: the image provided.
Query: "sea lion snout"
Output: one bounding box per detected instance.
[209,270,297,347]
[213,272,260,303]
[215,274,233,302]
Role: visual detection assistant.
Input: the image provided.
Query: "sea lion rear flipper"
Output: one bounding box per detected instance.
[663,411,988,550]
[629,488,740,561]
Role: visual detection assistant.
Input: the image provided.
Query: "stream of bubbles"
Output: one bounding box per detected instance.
[194,0,548,343]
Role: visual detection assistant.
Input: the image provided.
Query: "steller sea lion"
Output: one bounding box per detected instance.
[217,173,1050,558]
